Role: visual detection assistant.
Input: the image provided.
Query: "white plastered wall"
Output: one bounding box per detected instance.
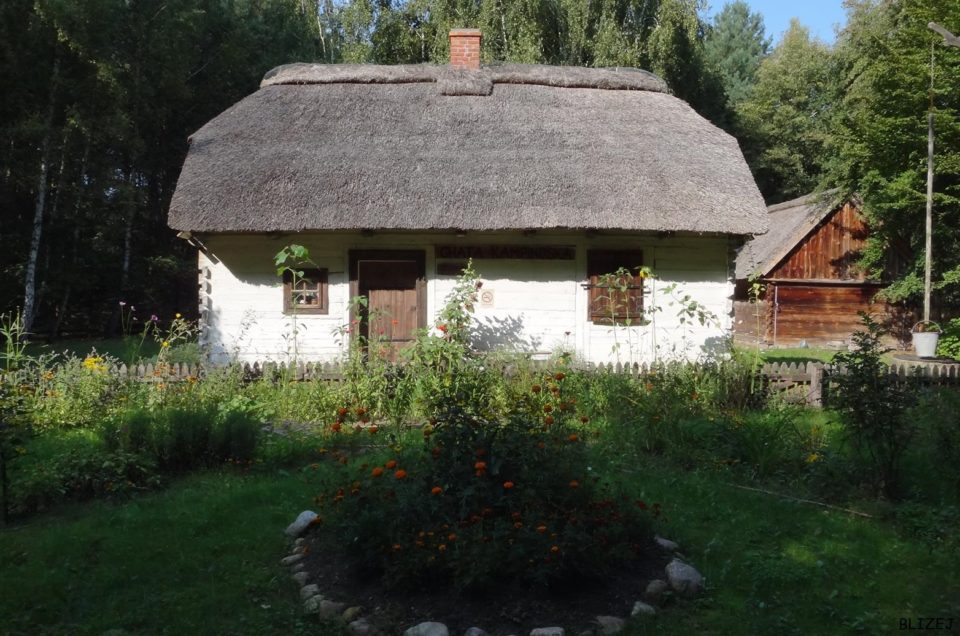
[197,231,734,365]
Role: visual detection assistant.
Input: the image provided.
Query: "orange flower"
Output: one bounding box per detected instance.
[474,461,487,470]
[431,486,443,495]
[531,384,542,393]
[392,543,402,551]
[514,522,523,529]
[558,402,569,411]
[369,425,379,434]
[550,545,560,553]
[394,469,407,479]
[331,422,342,433]
[356,407,367,416]
[438,543,447,552]
[447,533,457,542]
[371,467,384,477]
[437,324,448,333]
[544,415,554,425]
[385,460,398,469]
[337,407,348,417]
[536,525,547,534]
[554,372,566,381]
[568,434,579,443]
[543,404,553,413]
[569,480,579,489]
[503,481,515,490]
[580,415,589,424]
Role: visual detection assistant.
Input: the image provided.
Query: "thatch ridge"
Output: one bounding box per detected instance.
[261,62,670,94]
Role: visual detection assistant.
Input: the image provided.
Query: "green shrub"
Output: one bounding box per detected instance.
[314,371,656,592]
[30,356,126,429]
[831,314,917,499]
[937,318,960,361]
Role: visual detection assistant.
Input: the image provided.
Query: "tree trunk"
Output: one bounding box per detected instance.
[22,58,60,334]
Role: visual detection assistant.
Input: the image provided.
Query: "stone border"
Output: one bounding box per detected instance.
[281,511,706,635]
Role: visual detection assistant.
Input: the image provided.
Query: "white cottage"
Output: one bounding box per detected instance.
[168,30,768,365]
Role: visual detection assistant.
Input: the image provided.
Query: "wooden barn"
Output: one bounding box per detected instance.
[734,191,903,348]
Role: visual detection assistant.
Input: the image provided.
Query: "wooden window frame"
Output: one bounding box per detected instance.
[586,250,645,325]
[283,267,329,315]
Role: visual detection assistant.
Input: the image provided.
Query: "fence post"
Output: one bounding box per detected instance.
[808,363,823,408]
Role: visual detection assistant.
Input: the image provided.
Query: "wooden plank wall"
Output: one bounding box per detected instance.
[772,203,869,281]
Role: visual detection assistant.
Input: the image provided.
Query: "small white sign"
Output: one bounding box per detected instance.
[480,289,495,307]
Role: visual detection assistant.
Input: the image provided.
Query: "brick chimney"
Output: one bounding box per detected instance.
[449,29,482,70]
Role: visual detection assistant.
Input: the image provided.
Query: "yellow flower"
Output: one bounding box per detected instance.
[806,453,821,464]
[161,341,170,348]
[175,313,182,319]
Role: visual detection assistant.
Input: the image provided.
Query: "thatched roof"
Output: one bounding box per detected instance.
[735,189,846,280]
[169,63,768,235]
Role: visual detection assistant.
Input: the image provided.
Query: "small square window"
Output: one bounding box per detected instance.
[283,268,328,314]
[586,250,644,325]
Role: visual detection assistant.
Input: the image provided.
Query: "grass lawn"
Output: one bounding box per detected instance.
[2,461,957,635]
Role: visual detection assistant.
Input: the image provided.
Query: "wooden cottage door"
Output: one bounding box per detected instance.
[350,250,426,357]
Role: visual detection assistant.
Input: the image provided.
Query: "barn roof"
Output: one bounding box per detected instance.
[735,189,847,280]
[168,63,768,235]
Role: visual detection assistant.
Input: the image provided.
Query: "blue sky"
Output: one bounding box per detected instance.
[704,0,848,44]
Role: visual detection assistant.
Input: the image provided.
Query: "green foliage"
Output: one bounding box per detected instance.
[315,371,655,592]
[830,314,917,498]
[30,354,124,430]
[735,19,836,201]
[703,1,770,104]
[827,0,960,304]
[937,317,960,360]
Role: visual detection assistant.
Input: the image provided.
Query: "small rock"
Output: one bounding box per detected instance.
[291,562,306,573]
[665,559,704,597]
[530,628,564,636]
[594,616,625,635]
[292,571,309,586]
[631,601,657,617]
[644,579,670,606]
[655,535,679,551]
[285,510,318,538]
[404,622,450,636]
[294,537,306,548]
[303,595,324,614]
[318,600,347,618]
[342,606,363,622]
[280,553,304,567]
[349,619,375,635]
[300,584,321,600]
[464,629,488,636]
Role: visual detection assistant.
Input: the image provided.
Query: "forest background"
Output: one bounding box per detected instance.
[1,0,958,337]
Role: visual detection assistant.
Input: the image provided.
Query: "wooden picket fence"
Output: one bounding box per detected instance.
[106,358,960,407]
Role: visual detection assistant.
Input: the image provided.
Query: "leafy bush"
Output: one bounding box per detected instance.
[314,372,657,591]
[30,355,126,429]
[830,314,917,498]
[104,405,262,472]
[937,318,960,361]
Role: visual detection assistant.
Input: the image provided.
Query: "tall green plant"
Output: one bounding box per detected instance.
[831,313,916,499]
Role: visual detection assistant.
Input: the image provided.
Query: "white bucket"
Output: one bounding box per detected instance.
[912,332,940,358]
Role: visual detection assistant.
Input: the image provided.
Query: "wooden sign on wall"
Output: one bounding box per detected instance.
[435,245,575,260]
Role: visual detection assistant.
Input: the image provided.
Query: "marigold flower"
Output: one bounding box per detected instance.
[531,384,542,393]
[569,480,579,489]
[356,407,366,416]
[474,461,487,470]
[514,521,523,529]
[331,422,342,432]
[337,407,348,417]
[447,533,457,542]
[503,481,515,490]
[431,486,443,495]
[554,372,566,381]
[580,415,589,423]
[371,467,384,477]
[394,469,407,480]
[385,460,397,469]
[437,324,448,333]
[438,544,447,552]
[544,415,554,425]
[543,404,553,413]
[536,525,547,534]
[550,545,560,553]
[558,402,569,411]
[369,425,379,434]
[568,434,579,443]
